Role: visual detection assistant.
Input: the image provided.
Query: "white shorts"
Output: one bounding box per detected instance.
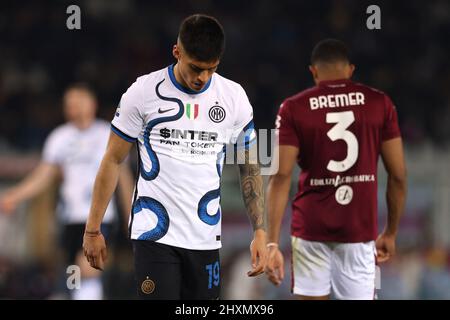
[291,236,377,300]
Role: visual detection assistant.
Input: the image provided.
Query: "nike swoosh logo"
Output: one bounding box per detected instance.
[158,107,175,113]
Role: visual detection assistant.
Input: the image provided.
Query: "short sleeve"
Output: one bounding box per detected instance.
[111,79,144,142]
[382,95,401,141]
[277,99,299,147]
[42,131,62,165]
[230,86,256,149]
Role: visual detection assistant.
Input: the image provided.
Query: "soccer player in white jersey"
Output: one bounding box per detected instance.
[83,14,267,299]
[0,84,134,299]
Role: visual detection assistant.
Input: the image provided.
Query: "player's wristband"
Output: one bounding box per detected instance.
[266,242,279,249]
[84,230,101,237]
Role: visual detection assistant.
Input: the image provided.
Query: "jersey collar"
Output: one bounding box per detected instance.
[167,64,212,95]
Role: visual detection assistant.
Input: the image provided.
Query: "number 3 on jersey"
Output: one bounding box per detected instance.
[326,111,358,172]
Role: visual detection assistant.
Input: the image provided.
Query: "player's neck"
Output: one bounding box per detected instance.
[72,119,94,130]
[173,63,189,89]
[316,76,350,86]
[316,74,350,82]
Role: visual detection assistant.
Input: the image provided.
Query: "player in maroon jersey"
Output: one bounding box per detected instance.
[264,39,407,299]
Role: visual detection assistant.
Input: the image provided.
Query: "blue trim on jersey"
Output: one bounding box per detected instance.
[234,138,257,152]
[243,120,255,148]
[140,79,185,181]
[168,64,212,95]
[128,141,141,239]
[197,188,221,226]
[234,120,256,151]
[111,124,137,143]
[216,145,226,177]
[197,146,225,226]
[133,196,169,241]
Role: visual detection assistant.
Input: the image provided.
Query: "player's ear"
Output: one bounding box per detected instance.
[173,44,180,60]
[348,64,355,78]
[309,65,318,82]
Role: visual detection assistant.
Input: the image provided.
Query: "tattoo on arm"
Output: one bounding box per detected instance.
[239,150,265,231]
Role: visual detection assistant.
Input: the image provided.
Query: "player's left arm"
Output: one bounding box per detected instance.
[238,143,266,277]
[377,137,407,263]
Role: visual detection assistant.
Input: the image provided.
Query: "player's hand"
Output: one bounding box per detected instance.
[83,231,107,271]
[264,245,284,286]
[0,191,19,215]
[247,229,267,277]
[375,232,396,263]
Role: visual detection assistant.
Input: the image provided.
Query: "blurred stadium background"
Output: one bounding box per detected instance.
[0,0,449,299]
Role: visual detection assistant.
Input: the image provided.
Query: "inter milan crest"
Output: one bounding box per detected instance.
[141,276,155,294]
[209,102,226,123]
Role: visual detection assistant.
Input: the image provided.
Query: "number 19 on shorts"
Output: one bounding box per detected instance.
[205,261,220,289]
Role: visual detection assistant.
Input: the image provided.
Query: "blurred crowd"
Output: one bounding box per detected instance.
[0,0,449,151]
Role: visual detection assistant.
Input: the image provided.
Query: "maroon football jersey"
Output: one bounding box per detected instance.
[277,79,401,242]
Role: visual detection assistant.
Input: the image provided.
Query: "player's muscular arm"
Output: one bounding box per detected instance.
[238,145,267,276]
[265,145,298,285]
[267,145,298,244]
[377,137,407,263]
[238,149,265,231]
[381,137,407,235]
[0,162,60,214]
[85,132,133,232]
[117,163,135,229]
[84,132,133,270]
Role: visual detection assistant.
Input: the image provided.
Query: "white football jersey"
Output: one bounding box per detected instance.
[111,65,255,250]
[43,120,116,224]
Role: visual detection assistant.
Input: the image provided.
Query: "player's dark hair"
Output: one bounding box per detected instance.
[311,39,350,64]
[178,14,225,62]
[65,82,96,99]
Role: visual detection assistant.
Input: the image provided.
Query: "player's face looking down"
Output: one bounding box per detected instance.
[309,61,355,85]
[63,88,97,129]
[172,42,219,92]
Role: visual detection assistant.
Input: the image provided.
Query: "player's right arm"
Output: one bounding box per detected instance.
[265,145,298,285]
[377,137,407,263]
[0,162,60,214]
[83,132,133,270]
[117,161,135,233]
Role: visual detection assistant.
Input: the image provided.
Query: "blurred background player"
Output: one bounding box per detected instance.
[0,83,134,299]
[265,39,407,299]
[83,14,266,299]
